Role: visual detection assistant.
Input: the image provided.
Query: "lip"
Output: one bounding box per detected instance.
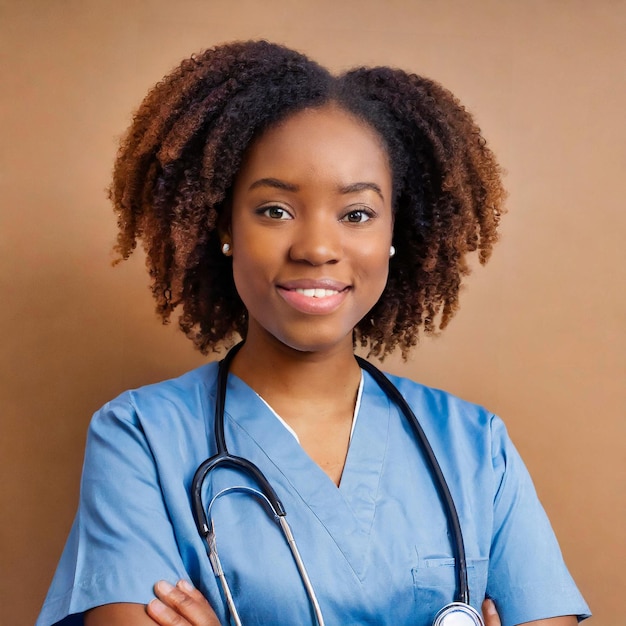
[276,278,351,315]
[278,278,350,291]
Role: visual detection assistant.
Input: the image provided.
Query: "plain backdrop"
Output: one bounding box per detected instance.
[1,1,624,624]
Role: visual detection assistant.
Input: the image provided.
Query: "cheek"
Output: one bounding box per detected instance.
[374,258,391,296]
[230,239,279,315]
[231,254,261,305]
[359,235,392,274]
[357,247,392,302]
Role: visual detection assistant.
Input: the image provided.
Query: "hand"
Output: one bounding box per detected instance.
[146,580,220,626]
[482,598,501,626]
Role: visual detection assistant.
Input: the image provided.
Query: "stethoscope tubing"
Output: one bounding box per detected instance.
[355,355,470,605]
[192,343,326,624]
[202,486,325,626]
[192,452,286,533]
[191,342,477,624]
[192,342,287,531]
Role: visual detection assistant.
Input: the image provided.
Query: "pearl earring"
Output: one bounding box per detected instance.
[389,245,396,258]
[221,242,231,256]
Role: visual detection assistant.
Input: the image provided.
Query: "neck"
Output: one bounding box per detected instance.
[229,330,363,486]
[230,333,361,404]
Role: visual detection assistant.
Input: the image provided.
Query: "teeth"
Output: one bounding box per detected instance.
[294,288,339,298]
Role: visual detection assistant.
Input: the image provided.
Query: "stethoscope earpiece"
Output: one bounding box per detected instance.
[433,602,485,626]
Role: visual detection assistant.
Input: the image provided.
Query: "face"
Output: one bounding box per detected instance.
[228,104,393,355]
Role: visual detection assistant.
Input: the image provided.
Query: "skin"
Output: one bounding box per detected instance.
[226,104,394,483]
[84,105,577,626]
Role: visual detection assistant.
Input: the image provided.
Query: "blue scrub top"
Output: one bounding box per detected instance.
[37,362,590,626]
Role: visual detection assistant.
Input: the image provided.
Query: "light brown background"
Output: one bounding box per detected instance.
[1,1,624,624]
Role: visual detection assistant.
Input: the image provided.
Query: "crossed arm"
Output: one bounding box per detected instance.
[85,580,577,626]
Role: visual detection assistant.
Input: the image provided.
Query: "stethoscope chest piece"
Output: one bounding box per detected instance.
[433,602,484,626]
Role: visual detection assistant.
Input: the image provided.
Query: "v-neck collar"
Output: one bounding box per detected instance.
[253,372,364,444]
[222,369,391,579]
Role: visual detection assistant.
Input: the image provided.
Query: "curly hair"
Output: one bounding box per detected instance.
[110,40,505,359]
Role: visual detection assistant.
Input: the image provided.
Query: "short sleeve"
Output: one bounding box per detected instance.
[486,416,591,625]
[36,397,189,626]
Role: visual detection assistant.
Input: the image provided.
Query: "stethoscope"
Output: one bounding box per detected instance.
[192,342,485,626]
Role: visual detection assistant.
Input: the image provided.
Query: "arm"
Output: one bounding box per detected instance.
[39,397,213,626]
[83,589,575,626]
[88,585,533,626]
[85,587,575,626]
[482,598,577,626]
[84,603,156,626]
[520,620,577,626]
[85,581,220,626]
[486,417,589,624]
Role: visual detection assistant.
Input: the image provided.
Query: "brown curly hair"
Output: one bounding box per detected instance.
[110,40,505,359]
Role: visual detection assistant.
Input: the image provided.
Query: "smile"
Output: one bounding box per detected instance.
[277,281,350,315]
[294,288,340,298]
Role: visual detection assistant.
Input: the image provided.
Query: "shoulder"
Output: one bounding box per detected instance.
[98,362,219,420]
[370,370,512,479]
[380,370,496,433]
[87,362,220,449]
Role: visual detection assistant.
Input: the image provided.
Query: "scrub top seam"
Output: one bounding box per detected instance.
[357,372,392,538]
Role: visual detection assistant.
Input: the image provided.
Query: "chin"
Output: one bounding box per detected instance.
[246,312,362,356]
[271,327,355,356]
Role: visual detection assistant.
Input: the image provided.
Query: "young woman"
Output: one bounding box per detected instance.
[37,41,589,626]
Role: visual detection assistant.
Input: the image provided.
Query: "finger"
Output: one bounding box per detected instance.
[146,597,191,626]
[176,580,216,610]
[151,580,219,626]
[482,598,501,626]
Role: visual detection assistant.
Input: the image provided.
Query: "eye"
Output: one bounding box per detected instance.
[260,205,293,220]
[341,208,375,223]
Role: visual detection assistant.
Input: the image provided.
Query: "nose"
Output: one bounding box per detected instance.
[288,214,341,266]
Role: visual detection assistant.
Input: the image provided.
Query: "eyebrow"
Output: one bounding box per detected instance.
[339,182,384,201]
[248,178,299,192]
[248,178,385,200]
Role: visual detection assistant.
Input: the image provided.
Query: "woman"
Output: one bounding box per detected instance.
[37,41,589,626]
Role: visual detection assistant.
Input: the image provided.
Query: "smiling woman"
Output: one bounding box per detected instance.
[36,41,589,626]
[107,41,505,360]
[228,105,393,355]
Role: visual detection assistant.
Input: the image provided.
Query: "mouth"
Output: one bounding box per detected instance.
[276,280,350,314]
[292,287,342,298]
[278,278,350,294]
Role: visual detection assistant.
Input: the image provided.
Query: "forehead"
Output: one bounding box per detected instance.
[234,104,392,193]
